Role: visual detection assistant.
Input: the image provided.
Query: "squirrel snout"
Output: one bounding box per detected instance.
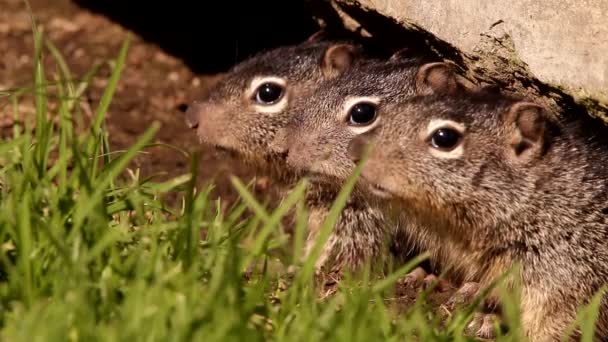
[348,128,380,164]
[185,102,205,129]
[348,136,370,164]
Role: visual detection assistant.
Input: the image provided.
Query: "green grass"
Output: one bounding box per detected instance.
[0,14,603,342]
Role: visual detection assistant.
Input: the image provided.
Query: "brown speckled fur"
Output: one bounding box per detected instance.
[350,94,608,341]
[272,58,471,273]
[185,36,397,272]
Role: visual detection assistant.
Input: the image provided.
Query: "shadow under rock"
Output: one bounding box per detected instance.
[73,0,320,74]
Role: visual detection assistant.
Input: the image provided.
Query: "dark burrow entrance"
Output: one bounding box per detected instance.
[73,0,320,74]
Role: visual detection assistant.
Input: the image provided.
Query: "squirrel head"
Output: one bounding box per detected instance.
[185,33,363,164]
[271,61,462,182]
[348,95,555,223]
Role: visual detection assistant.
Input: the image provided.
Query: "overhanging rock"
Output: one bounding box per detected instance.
[309,0,608,123]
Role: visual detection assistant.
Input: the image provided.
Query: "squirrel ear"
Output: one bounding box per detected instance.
[414,62,458,95]
[321,43,359,77]
[306,30,328,43]
[505,102,547,161]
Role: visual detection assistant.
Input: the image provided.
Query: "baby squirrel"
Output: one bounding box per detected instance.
[185,32,392,272]
[348,93,608,340]
[272,57,505,336]
[271,57,461,181]
[271,56,480,274]
[185,31,360,177]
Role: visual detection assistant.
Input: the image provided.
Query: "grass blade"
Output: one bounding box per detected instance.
[73,122,160,228]
[88,37,130,151]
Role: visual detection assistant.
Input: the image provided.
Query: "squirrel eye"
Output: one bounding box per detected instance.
[347,102,377,126]
[430,128,462,150]
[255,82,284,105]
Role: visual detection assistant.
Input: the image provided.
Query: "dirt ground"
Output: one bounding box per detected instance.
[0,0,468,326]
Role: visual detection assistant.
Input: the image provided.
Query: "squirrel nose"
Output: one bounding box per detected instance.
[348,128,379,164]
[348,137,368,164]
[185,101,204,129]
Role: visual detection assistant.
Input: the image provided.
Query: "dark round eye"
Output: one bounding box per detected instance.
[430,128,462,150]
[255,82,284,104]
[348,102,377,126]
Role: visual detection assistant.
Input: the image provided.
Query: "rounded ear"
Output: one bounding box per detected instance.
[414,62,459,95]
[321,43,360,78]
[505,102,547,161]
[306,29,328,43]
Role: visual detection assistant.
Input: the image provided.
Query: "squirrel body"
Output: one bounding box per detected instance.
[186,36,397,272]
[272,57,476,274]
[348,94,608,340]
